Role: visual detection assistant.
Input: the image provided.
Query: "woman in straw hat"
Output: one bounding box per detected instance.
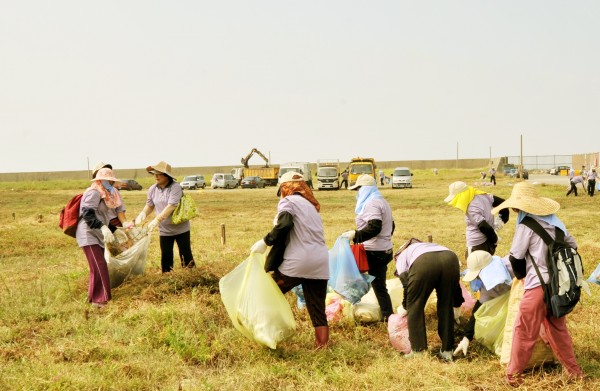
[250,171,330,348]
[76,167,127,308]
[491,181,583,386]
[453,250,514,358]
[341,174,395,322]
[92,161,129,231]
[444,181,509,258]
[134,161,195,273]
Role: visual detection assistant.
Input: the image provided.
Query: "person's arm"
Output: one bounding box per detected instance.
[264,212,294,246]
[492,195,509,223]
[509,255,526,279]
[81,208,104,229]
[354,219,382,243]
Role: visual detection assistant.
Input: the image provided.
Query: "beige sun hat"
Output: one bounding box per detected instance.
[92,167,123,182]
[349,174,377,190]
[462,250,493,282]
[92,161,112,179]
[279,171,304,184]
[146,161,177,181]
[491,181,559,216]
[444,181,469,203]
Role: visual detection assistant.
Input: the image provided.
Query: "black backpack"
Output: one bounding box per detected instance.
[520,216,585,318]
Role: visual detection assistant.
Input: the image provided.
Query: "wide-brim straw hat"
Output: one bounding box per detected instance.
[92,167,123,182]
[146,161,177,181]
[92,162,112,179]
[444,181,469,203]
[491,181,559,216]
[463,250,493,282]
[349,174,377,190]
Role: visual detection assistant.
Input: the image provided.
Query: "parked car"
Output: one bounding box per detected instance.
[181,175,206,190]
[391,167,413,189]
[549,165,570,175]
[211,173,238,189]
[241,176,266,189]
[119,179,143,191]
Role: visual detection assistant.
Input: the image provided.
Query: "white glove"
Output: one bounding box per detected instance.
[100,225,115,244]
[494,215,505,231]
[453,307,463,324]
[397,305,408,317]
[134,211,147,226]
[341,230,356,241]
[123,221,134,230]
[147,218,159,232]
[453,337,470,357]
[251,239,268,254]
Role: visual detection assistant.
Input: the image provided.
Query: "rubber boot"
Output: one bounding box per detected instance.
[314,326,329,349]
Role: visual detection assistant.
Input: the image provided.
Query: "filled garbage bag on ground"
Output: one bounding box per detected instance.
[328,237,374,304]
[500,278,555,368]
[353,278,403,323]
[106,227,150,289]
[388,314,411,354]
[460,281,476,313]
[474,291,509,355]
[325,293,345,323]
[219,252,296,349]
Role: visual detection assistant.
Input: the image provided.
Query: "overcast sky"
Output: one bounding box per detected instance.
[1,1,598,173]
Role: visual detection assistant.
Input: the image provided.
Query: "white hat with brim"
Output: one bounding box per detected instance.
[147,161,177,181]
[92,167,123,182]
[349,174,377,190]
[279,171,304,184]
[92,162,112,178]
[491,181,559,216]
[462,250,493,282]
[444,181,469,203]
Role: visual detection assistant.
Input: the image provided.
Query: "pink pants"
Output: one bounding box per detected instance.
[507,286,581,376]
[82,245,111,305]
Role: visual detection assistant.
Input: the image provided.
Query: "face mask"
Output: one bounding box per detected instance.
[470,278,483,292]
[101,180,114,194]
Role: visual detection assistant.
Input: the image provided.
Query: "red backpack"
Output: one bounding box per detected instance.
[59,193,83,237]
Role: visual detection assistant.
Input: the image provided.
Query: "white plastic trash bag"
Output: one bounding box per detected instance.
[219,252,296,349]
[106,227,150,289]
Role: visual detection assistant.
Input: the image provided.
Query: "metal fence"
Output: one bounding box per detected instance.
[506,155,571,171]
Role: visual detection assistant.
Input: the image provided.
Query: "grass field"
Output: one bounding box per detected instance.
[0,169,598,390]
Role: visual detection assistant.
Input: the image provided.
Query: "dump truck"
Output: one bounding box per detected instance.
[348,157,376,187]
[231,148,280,186]
[316,159,340,190]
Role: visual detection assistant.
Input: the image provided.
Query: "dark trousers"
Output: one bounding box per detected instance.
[566,181,578,196]
[341,179,348,189]
[272,270,328,327]
[405,250,463,352]
[490,175,496,185]
[82,245,111,304]
[159,230,194,273]
[366,249,394,321]
[588,179,596,196]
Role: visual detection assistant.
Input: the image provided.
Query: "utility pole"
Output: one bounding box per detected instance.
[520,135,523,178]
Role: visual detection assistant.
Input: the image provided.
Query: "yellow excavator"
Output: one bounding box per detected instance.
[232,148,280,186]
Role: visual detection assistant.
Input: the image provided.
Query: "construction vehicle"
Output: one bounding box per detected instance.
[348,157,376,187]
[278,162,313,188]
[231,148,279,186]
[316,159,340,190]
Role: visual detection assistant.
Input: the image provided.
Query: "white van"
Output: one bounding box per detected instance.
[278,162,313,188]
[211,173,238,189]
[392,167,413,189]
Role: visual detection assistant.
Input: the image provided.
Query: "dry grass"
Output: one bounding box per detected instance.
[0,169,598,390]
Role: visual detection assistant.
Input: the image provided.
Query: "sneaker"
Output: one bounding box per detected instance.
[404,350,425,359]
[505,373,523,387]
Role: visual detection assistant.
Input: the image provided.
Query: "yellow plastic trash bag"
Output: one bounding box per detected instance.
[500,279,555,368]
[219,253,296,349]
[474,291,509,355]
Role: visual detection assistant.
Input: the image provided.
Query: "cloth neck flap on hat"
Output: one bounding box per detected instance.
[478,255,512,291]
[355,186,382,214]
[89,181,122,209]
[447,186,486,213]
[517,211,566,232]
[280,181,320,212]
